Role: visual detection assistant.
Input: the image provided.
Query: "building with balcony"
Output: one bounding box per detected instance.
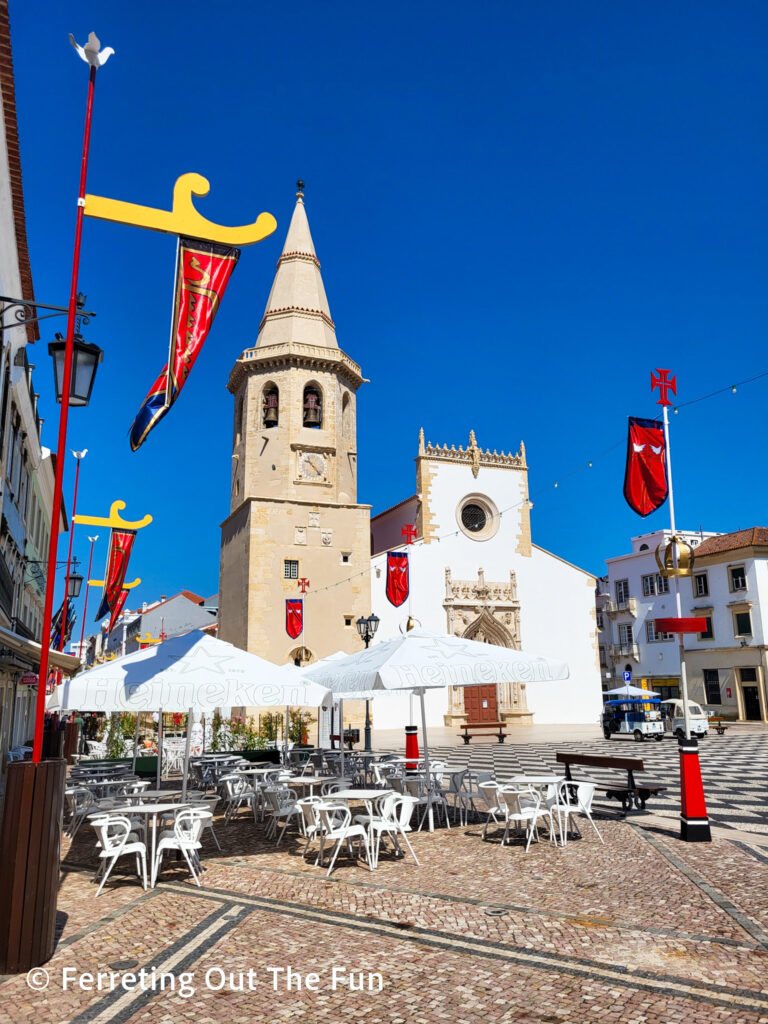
[600,529,719,700]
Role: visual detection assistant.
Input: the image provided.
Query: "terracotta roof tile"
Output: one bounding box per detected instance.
[694,528,768,557]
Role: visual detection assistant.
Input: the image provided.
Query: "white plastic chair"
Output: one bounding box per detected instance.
[264,787,300,844]
[479,781,505,841]
[355,793,420,868]
[499,787,556,853]
[189,794,222,850]
[91,814,148,896]
[316,802,371,877]
[220,774,258,824]
[296,797,325,863]
[457,770,495,826]
[556,780,604,846]
[65,786,98,839]
[153,808,210,886]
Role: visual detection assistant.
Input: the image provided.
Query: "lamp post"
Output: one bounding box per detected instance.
[31,37,109,763]
[356,613,379,751]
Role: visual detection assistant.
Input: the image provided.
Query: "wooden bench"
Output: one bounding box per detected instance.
[459,721,508,744]
[709,717,729,735]
[556,752,666,817]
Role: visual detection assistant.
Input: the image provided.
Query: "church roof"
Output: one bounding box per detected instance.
[254,185,338,350]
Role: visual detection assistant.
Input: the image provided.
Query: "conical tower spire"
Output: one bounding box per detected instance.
[255,181,338,349]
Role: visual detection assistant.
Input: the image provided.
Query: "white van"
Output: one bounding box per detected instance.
[659,699,709,739]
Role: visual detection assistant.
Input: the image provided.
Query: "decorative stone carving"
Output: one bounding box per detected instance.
[308,512,320,529]
[321,529,333,547]
[294,527,307,545]
[443,567,529,723]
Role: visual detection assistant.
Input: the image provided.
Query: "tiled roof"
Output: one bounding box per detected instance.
[694,528,768,557]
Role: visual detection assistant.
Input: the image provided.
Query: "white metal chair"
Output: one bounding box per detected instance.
[556,780,604,845]
[404,775,450,830]
[296,796,325,863]
[457,770,495,826]
[91,814,148,896]
[189,794,222,850]
[316,802,372,877]
[153,808,210,886]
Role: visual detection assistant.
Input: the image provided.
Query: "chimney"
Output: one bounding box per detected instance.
[161,595,166,602]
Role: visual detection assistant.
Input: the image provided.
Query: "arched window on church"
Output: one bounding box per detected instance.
[263,384,279,428]
[303,383,322,428]
[234,394,244,444]
[341,392,352,439]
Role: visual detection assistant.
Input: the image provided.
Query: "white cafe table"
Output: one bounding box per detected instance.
[286,775,340,796]
[90,802,190,888]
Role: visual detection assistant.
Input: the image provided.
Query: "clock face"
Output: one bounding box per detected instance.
[300,452,326,480]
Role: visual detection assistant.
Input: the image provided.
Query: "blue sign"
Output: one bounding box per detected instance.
[623,670,632,682]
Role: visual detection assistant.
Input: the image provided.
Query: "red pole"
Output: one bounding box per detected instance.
[59,451,84,651]
[78,534,97,657]
[32,65,97,763]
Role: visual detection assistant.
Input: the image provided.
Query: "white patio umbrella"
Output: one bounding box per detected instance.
[306,630,570,829]
[49,629,331,795]
[604,684,660,698]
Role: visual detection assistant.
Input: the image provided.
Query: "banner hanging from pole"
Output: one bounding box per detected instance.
[286,599,303,639]
[95,528,136,620]
[108,587,130,634]
[386,551,409,607]
[129,236,241,451]
[623,416,668,517]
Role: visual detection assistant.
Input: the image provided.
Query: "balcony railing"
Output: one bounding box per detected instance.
[610,643,640,661]
[606,598,637,617]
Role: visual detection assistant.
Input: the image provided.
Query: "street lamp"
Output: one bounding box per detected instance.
[48,331,102,406]
[356,613,379,751]
[66,570,84,599]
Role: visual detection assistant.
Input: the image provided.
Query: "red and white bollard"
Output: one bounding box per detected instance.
[678,736,711,842]
[405,725,419,770]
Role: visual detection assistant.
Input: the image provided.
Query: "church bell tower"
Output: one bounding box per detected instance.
[219,184,371,667]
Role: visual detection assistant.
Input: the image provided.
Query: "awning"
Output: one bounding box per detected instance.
[0,624,80,674]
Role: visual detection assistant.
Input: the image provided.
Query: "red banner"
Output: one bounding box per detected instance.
[129,237,241,451]
[655,617,708,634]
[623,417,668,517]
[108,587,130,635]
[386,552,409,607]
[95,529,136,621]
[286,599,303,639]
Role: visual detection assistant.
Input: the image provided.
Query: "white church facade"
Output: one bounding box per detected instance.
[368,431,603,730]
[219,186,603,735]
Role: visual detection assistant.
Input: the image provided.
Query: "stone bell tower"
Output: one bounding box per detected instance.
[219,184,371,670]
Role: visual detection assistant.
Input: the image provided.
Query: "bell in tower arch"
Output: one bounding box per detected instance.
[303,386,322,428]
[263,387,279,428]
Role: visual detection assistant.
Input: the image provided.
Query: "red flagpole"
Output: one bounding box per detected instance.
[78,534,97,658]
[59,450,85,652]
[32,65,98,763]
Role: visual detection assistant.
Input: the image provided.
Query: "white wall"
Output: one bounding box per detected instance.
[368,458,602,728]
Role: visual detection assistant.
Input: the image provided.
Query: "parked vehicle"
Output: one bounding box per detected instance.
[602,698,665,742]
[659,699,708,739]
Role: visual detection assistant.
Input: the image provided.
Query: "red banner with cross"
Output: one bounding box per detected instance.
[286,599,303,639]
[386,552,409,608]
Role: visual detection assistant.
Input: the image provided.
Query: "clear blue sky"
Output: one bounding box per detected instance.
[8,0,768,623]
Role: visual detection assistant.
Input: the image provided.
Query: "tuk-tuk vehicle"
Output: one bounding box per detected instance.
[659,699,708,739]
[602,698,664,741]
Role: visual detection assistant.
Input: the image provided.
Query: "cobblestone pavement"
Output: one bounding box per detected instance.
[2,795,768,1024]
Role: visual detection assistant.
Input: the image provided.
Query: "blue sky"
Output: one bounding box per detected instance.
[8,0,768,624]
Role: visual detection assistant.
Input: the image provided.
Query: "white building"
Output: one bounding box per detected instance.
[368,430,603,730]
[601,529,719,700]
[681,528,768,722]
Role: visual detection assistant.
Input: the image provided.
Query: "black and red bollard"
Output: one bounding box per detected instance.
[679,736,711,842]
[405,725,419,770]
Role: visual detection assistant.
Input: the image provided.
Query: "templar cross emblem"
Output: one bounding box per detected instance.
[651,369,677,406]
[297,577,310,593]
[401,524,417,545]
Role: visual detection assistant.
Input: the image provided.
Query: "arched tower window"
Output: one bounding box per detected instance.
[303,383,322,428]
[234,394,244,445]
[262,383,279,428]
